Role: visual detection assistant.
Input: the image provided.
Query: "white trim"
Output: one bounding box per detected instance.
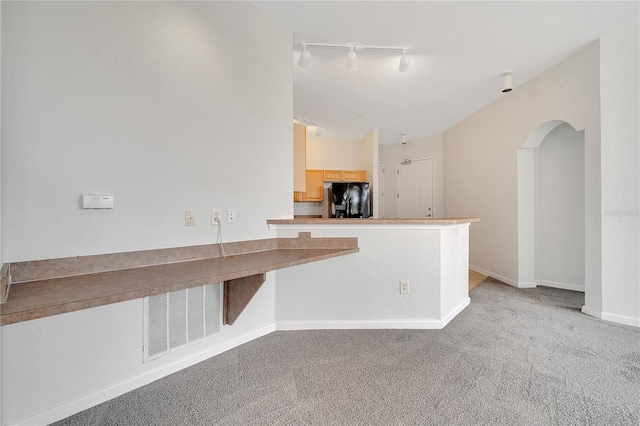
[276,298,470,331]
[536,280,585,292]
[582,305,640,328]
[581,304,602,319]
[276,319,445,330]
[468,265,533,288]
[441,297,471,327]
[16,323,276,426]
[601,311,640,328]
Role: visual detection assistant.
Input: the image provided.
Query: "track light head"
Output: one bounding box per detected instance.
[346,47,357,71]
[315,126,323,136]
[399,49,410,73]
[298,45,311,69]
[502,70,513,93]
[401,133,407,144]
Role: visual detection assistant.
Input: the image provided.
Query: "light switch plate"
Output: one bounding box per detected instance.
[82,194,114,209]
[185,210,196,226]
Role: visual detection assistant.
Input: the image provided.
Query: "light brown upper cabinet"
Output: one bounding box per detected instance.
[323,170,367,182]
[295,169,324,201]
[294,169,367,202]
[293,123,306,192]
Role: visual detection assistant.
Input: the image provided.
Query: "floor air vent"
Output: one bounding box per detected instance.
[144,283,221,361]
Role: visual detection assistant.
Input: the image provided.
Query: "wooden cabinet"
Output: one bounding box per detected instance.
[323,170,366,182]
[294,169,367,202]
[342,170,367,182]
[323,170,343,182]
[295,170,324,201]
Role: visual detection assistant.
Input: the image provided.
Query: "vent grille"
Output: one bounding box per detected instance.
[144,283,221,361]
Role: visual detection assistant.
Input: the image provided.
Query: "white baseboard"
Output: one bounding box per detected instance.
[441,297,471,327]
[537,280,584,292]
[469,267,586,293]
[581,304,601,319]
[16,323,276,426]
[601,311,640,328]
[468,265,530,288]
[582,305,640,328]
[276,319,445,330]
[277,298,471,331]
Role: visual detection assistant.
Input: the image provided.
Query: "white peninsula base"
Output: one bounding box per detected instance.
[268,218,479,330]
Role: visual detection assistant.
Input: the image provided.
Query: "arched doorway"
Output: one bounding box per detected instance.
[518,121,586,292]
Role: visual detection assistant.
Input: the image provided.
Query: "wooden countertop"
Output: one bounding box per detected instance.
[268,217,480,225]
[0,234,358,326]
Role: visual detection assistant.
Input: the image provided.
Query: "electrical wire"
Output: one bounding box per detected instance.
[215,217,226,258]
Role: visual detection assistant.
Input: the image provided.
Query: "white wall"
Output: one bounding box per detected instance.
[445,42,600,289]
[2,1,293,262]
[379,134,446,218]
[599,25,640,326]
[446,24,640,327]
[305,136,368,170]
[1,2,292,424]
[535,124,585,291]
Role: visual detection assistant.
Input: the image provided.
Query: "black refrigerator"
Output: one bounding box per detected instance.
[329,182,371,218]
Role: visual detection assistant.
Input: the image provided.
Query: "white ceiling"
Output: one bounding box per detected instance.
[249,1,639,144]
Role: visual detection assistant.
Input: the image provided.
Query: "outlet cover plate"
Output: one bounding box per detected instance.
[227,209,236,224]
[212,209,221,225]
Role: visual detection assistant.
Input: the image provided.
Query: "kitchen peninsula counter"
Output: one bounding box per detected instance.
[268,217,480,330]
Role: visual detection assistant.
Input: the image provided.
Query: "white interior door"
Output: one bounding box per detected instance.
[397,158,434,218]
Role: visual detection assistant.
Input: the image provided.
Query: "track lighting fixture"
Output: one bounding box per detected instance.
[297,43,410,72]
[298,44,311,69]
[502,70,513,93]
[346,46,357,71]
[294,116,323,137]
[399,49,410,73]
[401,133,407,144]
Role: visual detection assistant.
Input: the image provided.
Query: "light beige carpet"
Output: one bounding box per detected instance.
[469,269,487,292]
[53,282,640,426]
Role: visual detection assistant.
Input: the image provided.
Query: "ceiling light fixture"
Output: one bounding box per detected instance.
[502,70,513,93]
[399,49,410,73]
[346,46,357,71]
[297,43,410,72]
[298,44,311,69]
[294,116,323,137]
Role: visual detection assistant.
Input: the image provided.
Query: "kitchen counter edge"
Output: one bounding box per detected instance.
[267,217,480,225]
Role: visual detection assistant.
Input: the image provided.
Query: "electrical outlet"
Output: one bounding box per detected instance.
[185,210,196,226]
[400,280,409,294]
[227,209,236,224]
[212,209,222,225]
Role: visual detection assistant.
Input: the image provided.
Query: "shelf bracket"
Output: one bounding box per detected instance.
[223,273,267,325]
